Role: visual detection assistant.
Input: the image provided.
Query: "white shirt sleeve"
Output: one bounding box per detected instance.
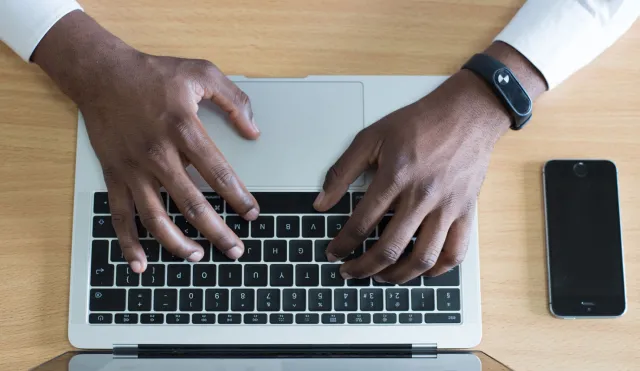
[0,0,83,62]
[496,0,640,89]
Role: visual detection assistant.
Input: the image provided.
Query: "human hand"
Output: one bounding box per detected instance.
[34,11,259,272]
[314,70,512,283]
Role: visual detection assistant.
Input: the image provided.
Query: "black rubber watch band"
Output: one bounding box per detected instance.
[462,53,533,130]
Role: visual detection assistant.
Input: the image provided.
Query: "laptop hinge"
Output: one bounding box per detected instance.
[113,344,437,358]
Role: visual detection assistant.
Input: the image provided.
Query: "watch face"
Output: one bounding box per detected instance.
[492,68,532,117]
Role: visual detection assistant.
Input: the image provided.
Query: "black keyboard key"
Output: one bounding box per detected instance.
[289,240,313,262]
[91,240,114,286]
[203,192,224,213]
[194,240,211,262]
[180,289,204,311]
[174,216,198,238]
[360,289,383,311]
[140,313,164,324]
[400,240,414,260]
[437,289,460,311]
[128,289,152,311]
[110,240,126,262]
[264,240,287,262]
[116,264,140,286]
[244,264,268,287]
[153,289,178,311]
[296,313,320,324]
[364,239,376,251]
[302,216,325,238]
[226,215,249,237]
[257,289,280,311]
[321,313,345,324]
[162,248,184,262]
[161,192,168,211]
[423,266,460,287]
[93,216,116,238]
[219,313,242,324]
[205,289,229,311]
[168,197,180,214]
[399,313,422,324]
[193,265,217,287]
[309,289,332,311]
[93,192,110,213]
[343,245,364,262]
[270,264,293,287]
[141,264,165,286]
[250,192,350,214]
[244,313,268,324]
[192,313,216,324]
[386,289,409,311]
[141,240,160,262]
[373,313,397,324]
[135,216,148,238]
[327,216,349,238]
[231,289,255,311]
[321,264,344,287]
[90,289,125,311]
[347,313,371,324]
[89,313,112,324]
[347,277,370,287]
[314,240,331,262]
[251,216,274,238]
[167,264,191,287]
[351,192,365,210]
[412,289,435,311]
[334,289,357,311]
[239,240,261,262]
[270,313,294,324]
[277,216,300,237]
[115,313,138,324]
[219,264,242,287]
[295,264,319,287]
[212,246,235,262]
[166,313,190,324]
[283,289,306,311]
[425,313,461,323]
[377,215,392,237]
[400,277,421,287]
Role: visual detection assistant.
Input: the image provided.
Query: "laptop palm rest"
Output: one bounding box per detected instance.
[191,81,365,189]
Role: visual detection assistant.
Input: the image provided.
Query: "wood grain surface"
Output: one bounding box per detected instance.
[0,1,639,370]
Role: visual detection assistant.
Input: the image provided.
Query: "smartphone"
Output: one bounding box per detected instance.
[543,160,626,318]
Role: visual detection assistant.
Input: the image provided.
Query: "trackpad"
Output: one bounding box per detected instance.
[193,81,365,188]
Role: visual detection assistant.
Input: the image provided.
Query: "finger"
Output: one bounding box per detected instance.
[340,195,427,280]
[105,178,147,273]
[325,171,399,262]
[376,208,451,284]
[129,177,206,261]
[175,113,259,221]
[424,211,473,277]
[197,62,259,139]
[314,129,378,211]
[155,152,245,260]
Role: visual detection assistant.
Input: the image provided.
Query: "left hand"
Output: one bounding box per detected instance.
[313,70,510,283]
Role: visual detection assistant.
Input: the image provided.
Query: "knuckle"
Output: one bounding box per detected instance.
[324,164,342,187]
[212,234,236,252]
[102,166,119,186]
[440,252,464,267]
[374,243,404,265]
[139,210,168,231]
[144,141,168,163]
[182,199,210,221]
[232,89,251,109]
[415,252,439,272]
[122,157,140,171]
[110,212,130,226]
[209,163,236,189]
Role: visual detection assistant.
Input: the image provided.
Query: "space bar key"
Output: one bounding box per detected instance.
[248,192,350,214]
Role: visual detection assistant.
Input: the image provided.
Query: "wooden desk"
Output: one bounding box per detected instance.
[0,1,638,369]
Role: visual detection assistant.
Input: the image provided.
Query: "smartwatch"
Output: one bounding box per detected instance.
[462,53,532,130]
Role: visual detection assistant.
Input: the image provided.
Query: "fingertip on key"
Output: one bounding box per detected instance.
[187,250,204,262]
[130,260,143,273]
[226,245,244,260]
[243,207,259,221]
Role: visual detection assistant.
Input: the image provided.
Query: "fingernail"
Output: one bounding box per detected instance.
[251,118,260,134]
[243,207,259,221]
[314,191,326,209]
[130,260,142,273]
[373,275,386,283]
[340,271,353,280]
[226,245,244,260]
[187,250,204,262]
[326,252,339,262]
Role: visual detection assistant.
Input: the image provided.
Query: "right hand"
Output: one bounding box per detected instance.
[33,12,260,273]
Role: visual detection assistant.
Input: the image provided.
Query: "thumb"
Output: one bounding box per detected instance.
[197,61,260,140]
[314,130,377,211]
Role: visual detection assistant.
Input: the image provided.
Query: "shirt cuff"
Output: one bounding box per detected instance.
[0,0,83,62]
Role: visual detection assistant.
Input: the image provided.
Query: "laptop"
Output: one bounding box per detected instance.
[65,76,486,361]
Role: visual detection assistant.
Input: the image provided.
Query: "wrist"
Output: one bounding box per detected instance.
[32,11,138,106]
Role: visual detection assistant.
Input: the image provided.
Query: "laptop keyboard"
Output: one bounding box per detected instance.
[89,191,462,325]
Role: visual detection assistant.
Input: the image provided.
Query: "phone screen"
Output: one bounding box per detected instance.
[543,160,626,317]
